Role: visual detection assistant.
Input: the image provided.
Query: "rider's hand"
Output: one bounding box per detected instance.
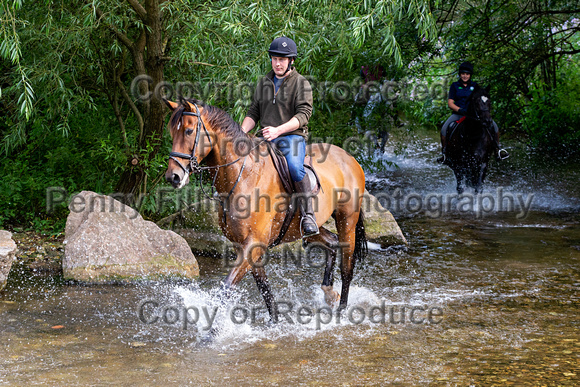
[262,126,280,141]
[457,108,467,116]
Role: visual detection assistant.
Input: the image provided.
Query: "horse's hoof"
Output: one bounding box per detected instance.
[321,285,340,308]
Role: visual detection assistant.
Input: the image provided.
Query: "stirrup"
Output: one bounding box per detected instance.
[497,148,509,160]
[300,215,319,238]
[436,153,446,164]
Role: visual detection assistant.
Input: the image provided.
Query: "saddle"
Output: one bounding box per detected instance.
[448,115,467,141]
[449,115,495,143]
[266,143,322,247]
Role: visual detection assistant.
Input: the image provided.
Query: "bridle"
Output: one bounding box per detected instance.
[463,94,495,142]
[168,103,216,175]
[167,102,254,223]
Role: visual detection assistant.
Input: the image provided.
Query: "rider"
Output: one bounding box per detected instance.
[241,37,318,237]
[437,62,509,163]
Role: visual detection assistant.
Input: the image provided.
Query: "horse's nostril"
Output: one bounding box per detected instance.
[167,173,181,187]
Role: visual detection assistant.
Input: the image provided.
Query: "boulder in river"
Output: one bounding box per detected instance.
[64,191,199,282]
[0,230,18,291]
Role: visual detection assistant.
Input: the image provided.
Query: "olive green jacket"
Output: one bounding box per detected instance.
[246,69,313,138]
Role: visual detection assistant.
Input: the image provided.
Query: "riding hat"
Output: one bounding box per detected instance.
[268,37,298,58]
[458,61,474,74]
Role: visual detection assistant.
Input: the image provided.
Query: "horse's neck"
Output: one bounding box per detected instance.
[207,133,260,194]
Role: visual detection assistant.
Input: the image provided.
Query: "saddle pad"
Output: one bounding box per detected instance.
[266,143,322,247]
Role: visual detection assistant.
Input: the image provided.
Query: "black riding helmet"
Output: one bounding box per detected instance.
[268,36,298,58]
[268,37,297,76]
[458,61,474,75]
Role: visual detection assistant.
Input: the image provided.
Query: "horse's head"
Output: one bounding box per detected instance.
[468,85,493,129]
[164,98,215,189]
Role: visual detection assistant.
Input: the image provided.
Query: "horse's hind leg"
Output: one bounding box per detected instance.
[335,211,361,311]
[305,227,340,307]
[378,129,389,153]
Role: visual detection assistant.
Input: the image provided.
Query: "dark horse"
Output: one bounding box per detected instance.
[164,98,368,321]
[445,85,496,194]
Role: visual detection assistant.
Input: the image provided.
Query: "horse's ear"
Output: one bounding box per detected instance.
[485,85,491,94]
[164,99,179,111]
[178,96,192,112]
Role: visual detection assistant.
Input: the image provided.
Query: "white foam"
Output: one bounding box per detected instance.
[175,283,389,349]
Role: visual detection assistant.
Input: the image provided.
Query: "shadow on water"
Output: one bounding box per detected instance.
[1,128,579,385]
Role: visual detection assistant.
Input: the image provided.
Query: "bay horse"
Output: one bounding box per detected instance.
[163,98,367,321]
[445,85,496,194]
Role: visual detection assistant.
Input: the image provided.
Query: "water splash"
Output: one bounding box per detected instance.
[176,280,396,350]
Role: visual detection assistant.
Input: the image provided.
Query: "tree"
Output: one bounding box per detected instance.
[433,0,580,128]
[1,0,437,208]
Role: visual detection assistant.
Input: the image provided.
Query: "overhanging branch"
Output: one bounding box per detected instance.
[127,0,147,21]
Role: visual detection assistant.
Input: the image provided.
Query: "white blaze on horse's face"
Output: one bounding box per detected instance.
[481,96,488,103]
[177,173,190,189]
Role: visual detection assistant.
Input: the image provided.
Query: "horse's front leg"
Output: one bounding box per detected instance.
[223,240,277,321]
[474,162,488,194]
[453,168,464,195]
[251,265,277,323]
[223,244,251,288]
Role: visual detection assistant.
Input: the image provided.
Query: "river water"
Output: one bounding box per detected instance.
[1,129,579,385]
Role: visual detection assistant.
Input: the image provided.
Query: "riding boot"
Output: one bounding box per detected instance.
[494,132,509,160]
[436,135,447,164]
[294,177,319,238]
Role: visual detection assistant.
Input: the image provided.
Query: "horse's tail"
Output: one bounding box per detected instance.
[353,209,368,263]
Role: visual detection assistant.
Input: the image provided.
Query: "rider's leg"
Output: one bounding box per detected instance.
[437,115,457,163]
[272,135,319,237]
[492,120,509,160]
[437,133,447,164]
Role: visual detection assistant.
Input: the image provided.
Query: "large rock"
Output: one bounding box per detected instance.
[0,230,17,290]
[64,191,199,282]
[157,199,231,257]
[359,189,408,246]
[319,190,407,247]
[158,190,406,256]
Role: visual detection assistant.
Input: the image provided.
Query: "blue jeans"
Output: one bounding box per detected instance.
[272,135,306,182]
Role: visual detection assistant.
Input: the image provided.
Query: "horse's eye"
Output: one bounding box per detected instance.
[185,129,194,136]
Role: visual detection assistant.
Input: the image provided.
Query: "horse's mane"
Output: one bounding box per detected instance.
[467,84,491,104]
[466,84,484,102]
[170,98,250,141]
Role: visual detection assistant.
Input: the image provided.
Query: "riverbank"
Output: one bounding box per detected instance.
[8,231,64,276]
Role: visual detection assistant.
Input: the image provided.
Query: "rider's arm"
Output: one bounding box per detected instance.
[244,77,264,132]
[241,117,256,133]
[448,83,461,113]
[448,99,461,113]
[293,76,313,128]
[262,117,300,140]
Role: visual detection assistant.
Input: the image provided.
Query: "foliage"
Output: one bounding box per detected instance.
[2,0,579,233]
[432,0,580,132]
[0,0,437,231]
[519,60,580,153]
[0,0,33,121]
[0,97,122,230]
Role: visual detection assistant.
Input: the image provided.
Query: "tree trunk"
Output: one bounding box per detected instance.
[115,0,166,199]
